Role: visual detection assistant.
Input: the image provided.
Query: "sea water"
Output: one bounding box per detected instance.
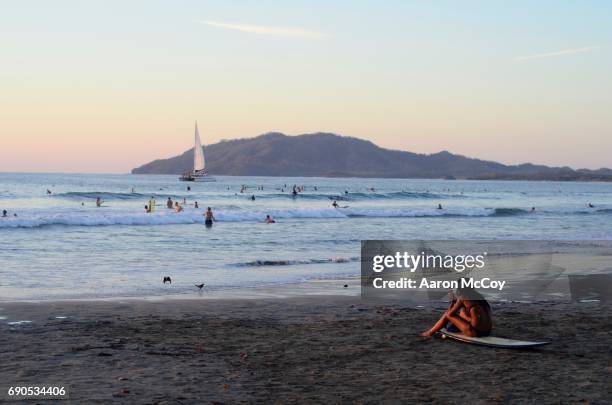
[0,173,611,300]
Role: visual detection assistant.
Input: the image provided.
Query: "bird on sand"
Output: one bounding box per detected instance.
[195,283,206,290]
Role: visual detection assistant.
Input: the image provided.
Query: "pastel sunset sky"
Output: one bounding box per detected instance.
[1,0,610,173]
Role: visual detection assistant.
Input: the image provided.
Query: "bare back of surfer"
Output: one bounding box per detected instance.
[421,286,492,337]
[204,207,215,227]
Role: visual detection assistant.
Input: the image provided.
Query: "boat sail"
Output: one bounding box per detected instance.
[179,122,215,182]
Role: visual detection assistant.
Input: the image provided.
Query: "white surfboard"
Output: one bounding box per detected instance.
[437,328,549,349]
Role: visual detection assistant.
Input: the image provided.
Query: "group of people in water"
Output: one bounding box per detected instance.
[138,193,276,226]
[12,185,600,227]
[142,195,219,226]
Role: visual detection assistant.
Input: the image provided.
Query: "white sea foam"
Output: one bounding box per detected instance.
[0,207,508,228]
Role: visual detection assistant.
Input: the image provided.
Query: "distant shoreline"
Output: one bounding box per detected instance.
[129,173,612,182]
[2,171,612,182]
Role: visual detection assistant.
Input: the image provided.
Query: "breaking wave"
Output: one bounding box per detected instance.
[256,191,464,200]
[54,191,147,200]
[0,206,541,229]
[492,208,530,216]
[233,257,360,267]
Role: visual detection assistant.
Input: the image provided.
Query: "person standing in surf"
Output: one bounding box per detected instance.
[421,284,492,338]
[204,207,215,227]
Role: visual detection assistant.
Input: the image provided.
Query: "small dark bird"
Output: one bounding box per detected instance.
[163,276,172,284]
[195,283,206,290]
[343,284,348,288]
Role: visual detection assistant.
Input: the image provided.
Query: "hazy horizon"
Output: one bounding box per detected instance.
[1,1,611,173]
[2,130,612,175]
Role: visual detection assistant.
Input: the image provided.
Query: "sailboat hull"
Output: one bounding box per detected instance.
[179,172,216,182]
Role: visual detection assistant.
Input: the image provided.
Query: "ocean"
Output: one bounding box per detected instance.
[1,173,611,301]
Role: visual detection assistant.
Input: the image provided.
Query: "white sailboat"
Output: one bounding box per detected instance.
[179,122,215,182]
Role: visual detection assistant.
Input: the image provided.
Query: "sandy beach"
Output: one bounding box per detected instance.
[1,291,610,404]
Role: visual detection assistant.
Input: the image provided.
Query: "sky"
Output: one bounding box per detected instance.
[0,0,611,173]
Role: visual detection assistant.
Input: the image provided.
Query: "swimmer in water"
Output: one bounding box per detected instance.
[96,197,103,207]
[332,200,339,208]
[204,207,215,227]
[437,204,443,209]
[144,205,150,213]
[2,209,7,217]
[194,201,199,209]
[167,197,173,209]
[174,202,183,213]
[265,215,276,224]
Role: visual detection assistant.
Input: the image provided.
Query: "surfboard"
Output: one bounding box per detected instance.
[437,328,549,349]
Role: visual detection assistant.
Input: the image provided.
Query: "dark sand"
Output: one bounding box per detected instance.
[1,297,610,404]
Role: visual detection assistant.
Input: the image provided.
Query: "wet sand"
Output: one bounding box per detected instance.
[0,296,610,404]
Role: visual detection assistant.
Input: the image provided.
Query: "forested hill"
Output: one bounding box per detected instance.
[132,132,612,181]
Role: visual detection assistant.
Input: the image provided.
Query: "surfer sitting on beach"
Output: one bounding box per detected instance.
[421,285,492,338]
